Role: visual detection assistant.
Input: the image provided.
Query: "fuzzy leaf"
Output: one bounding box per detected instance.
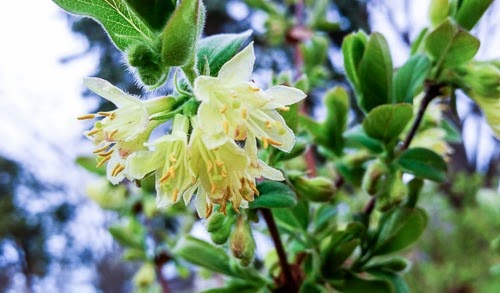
[196,30,252,77]
[53,0,156,51]
[124,0,176,31]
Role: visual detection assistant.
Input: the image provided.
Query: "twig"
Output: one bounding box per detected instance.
[260,209,296,291]
[400,83,443,151]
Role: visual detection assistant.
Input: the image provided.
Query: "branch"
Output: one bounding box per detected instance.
[400,83,443,151]
[260,209,297,291]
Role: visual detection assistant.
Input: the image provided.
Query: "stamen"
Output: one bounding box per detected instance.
[96,155,111,167]
[221,169,228,178]
[168,166,176,178]
[98,149,114,157]
[93,145,110,153]
[207,161,213,172]
[279,106,290,111]
[267,138,282,147]
[262,137,269,149]
[77,114,96,120]
[234,127,240,138]
[249,84,260,92]
[250,182,259,195]
[111,164,125,177]
[172,189,179,202]
[223,120,229,134]
[220,104,228,114]
[241,109,247,119]
[97,111,114,117]
[169,153,177,163]
[215,160,224,167]
[265,120,272,129]
[211,183,216,195]
[86,128,101,136]
[107,129,118,141]
[206,203,213,218]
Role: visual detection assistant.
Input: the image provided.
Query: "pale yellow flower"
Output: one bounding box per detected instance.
[193,43,306,152]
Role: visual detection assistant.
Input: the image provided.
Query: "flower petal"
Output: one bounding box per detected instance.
[218,42,256,84]
[193,76,218,102]
[264,85,307,109]
[250,109,295,152]
[84,77,138,107]
[259,160,285,181]
[197,103,228,149]
[127,150,164,179]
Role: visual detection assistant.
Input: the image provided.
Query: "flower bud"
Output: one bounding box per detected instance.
[210,216,234,245]
[230,217,256,266]
[289,173,336,202]
[133,263,156,288]
[456,60,500,98]
[362,160,387,196]
[207,212,225,233]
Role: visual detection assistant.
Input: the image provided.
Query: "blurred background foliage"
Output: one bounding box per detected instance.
[0,0,498,292]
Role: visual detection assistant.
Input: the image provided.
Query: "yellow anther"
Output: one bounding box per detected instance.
[265,120,272,129]
[98,150,114,157]
[211,183,217,195]
[220,104,228,114]
[249,84,260,91]
[159,171,172,183]
[221,169,228,178]
[206,203,213,218]
[77,114,96,120]
[168,166,176,178]
[215,160,224,167]
[207,161,213,172]
[223,120,229,134]
[86,128,101,136]
[250,182,259,195]
[262,137,269,149]
[172,189,179,203]
[107,129,119,141]
[234,127,240,138]
[267,137,282,146]
[96,155,111,167]
[111,164,125,177]
[169,153,177,163]
[279,106,290,112]
[93,145,110,153]
[241,108,247,119]
[97,111,114,117]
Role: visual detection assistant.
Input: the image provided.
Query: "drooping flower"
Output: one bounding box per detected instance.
[78,77,173,144]
[127,115,196,207]
[184,123,286,218]
[193,42,306,152]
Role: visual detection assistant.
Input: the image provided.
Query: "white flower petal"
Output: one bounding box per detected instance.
[127,150,163,179]
[183,182,199,205]
[259,160,285,181]
[264,85,306,109]
[195,189,209,218]
[218,42,256,84]
[84,77,137,107]
[197,103,228,149]
[193,76,218,102]
[106,152,126,185]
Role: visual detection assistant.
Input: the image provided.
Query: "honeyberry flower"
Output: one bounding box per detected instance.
[78,77,172,144]
[193,42,306,152]
[127,115,195,207]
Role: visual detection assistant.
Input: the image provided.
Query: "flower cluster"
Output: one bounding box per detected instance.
[79,43,306,217]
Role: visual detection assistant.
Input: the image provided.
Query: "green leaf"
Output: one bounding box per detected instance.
[373,207,428,255]
[53,0,156,51]
[333,273,394,293]
[342,31,368,97]
[162,0,203,67]
[324,87,350,155]
[396,147,448,182]
[429,0,450,27]
[124,0,176,31]
[76,156,105,176]
[364,257,409,272]
[343,126,384,153]
[425,18,480,68]
[249,181,297,209]
[272,200,309,233]
[362,104,413,144]
[196,30,252,77]
[321,239,360,276]
[454,0,494,30]
[410,28,429,55]
[174,236,236,277]
[357,33,393,112]
[368,270,410,293]
[108,218,145,250]
[393,55,431,103]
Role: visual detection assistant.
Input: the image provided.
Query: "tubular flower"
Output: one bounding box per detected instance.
[78,77,173,144]
[127,115,196,207]
[193,42,306,152]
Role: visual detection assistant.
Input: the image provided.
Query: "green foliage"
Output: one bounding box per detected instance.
[362,104,413,144]
[249,181,297,209]
[396,147,448,182]
[453,0,494,30]
[393,55,431,103]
